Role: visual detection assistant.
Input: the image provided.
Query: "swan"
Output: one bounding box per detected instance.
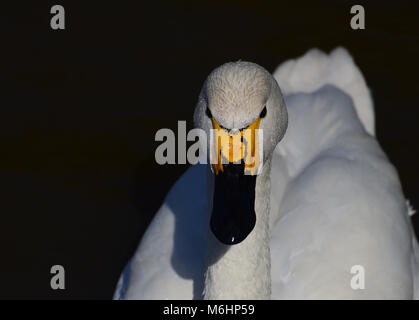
[114,47,419,299]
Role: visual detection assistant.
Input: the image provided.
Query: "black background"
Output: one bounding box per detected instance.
[1,1,418,299]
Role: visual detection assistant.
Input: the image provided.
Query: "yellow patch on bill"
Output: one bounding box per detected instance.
[210,115,263,176]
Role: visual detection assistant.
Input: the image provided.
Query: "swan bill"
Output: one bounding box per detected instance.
[210,163,257,245]
[208,109,264,245]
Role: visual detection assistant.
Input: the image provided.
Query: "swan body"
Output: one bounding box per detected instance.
[114,48,419,299]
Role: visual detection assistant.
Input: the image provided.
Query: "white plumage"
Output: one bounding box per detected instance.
[114,48,419,299]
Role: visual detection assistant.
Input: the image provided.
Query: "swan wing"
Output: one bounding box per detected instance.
[114,164,208,299]
[270,48,417,299]
[274,47,375,136]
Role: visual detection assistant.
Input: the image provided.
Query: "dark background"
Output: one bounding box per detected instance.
[1,1,418,299]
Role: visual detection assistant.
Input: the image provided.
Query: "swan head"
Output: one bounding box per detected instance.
[194,61,288,245]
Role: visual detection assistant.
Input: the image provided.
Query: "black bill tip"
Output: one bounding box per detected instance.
[210,163,257,245]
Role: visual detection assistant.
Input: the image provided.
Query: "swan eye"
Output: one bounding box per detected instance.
[260,106,267,118]
[206,106,212,118]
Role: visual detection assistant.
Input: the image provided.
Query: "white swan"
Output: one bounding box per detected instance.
[114,48,419,299]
